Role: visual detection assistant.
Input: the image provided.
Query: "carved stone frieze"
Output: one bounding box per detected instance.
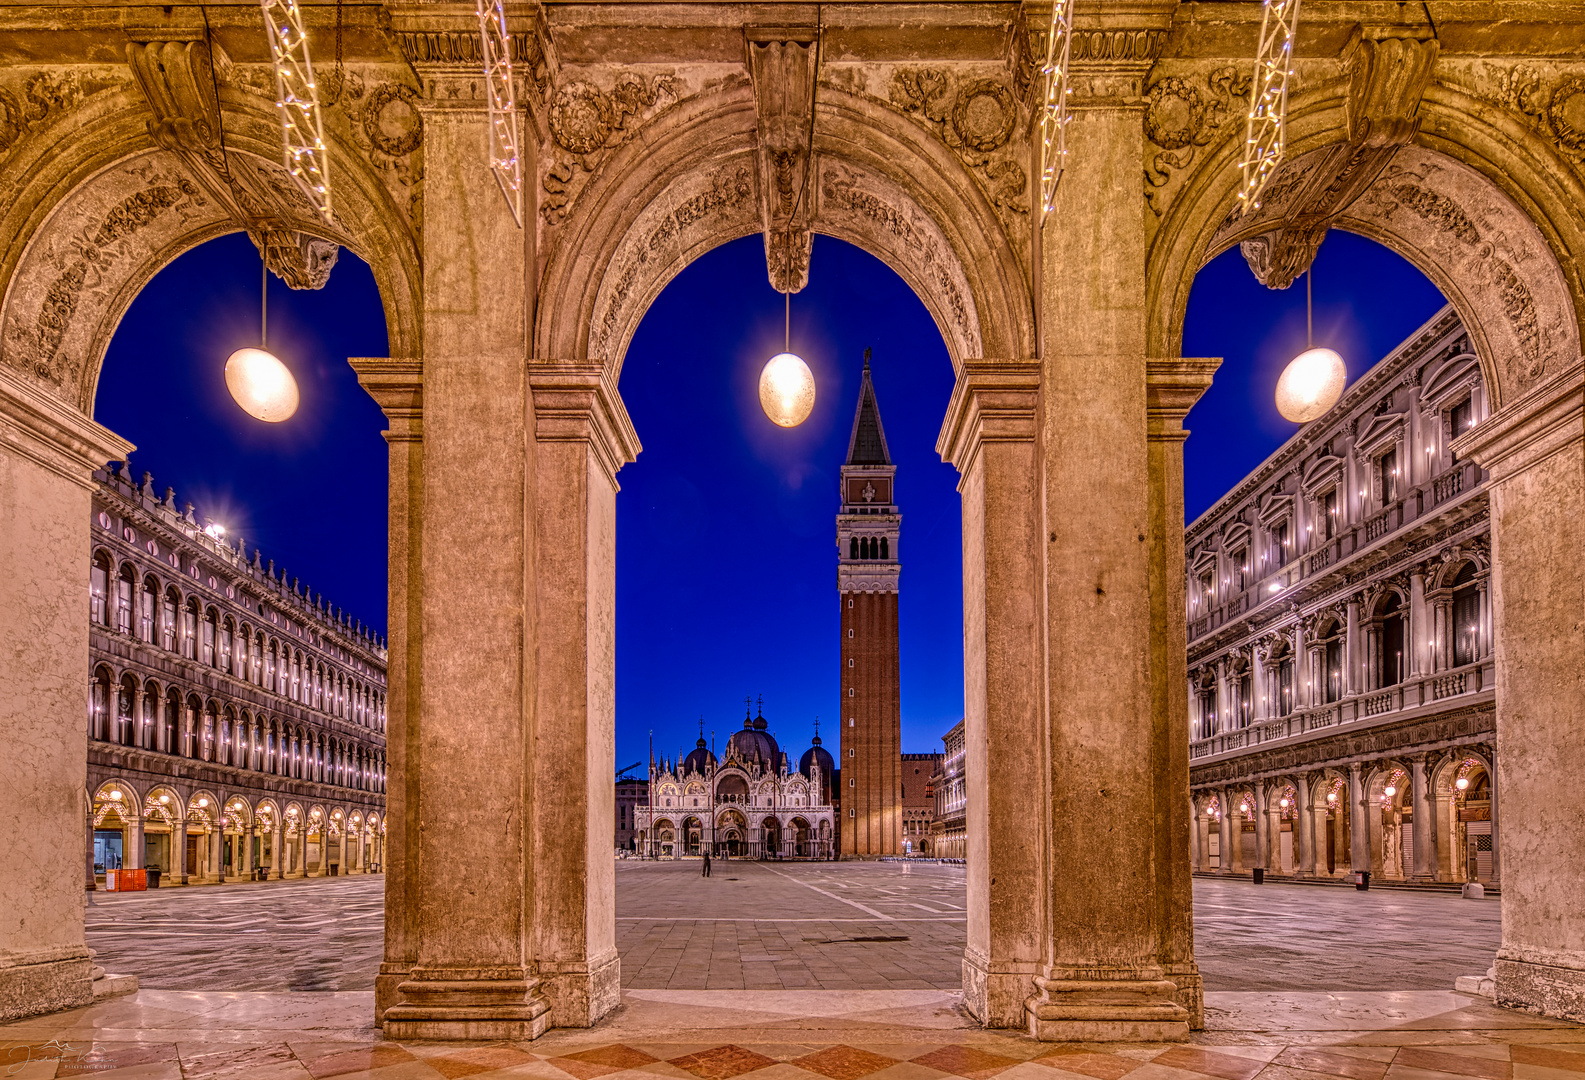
[326,71,424,236]
[586,163,756,362]
[1,156,211,395]
[1226,30,1439,287]
[887,67,1029,239]
[817,161,981,361]
[1143,66,1250,218]
[539,71,679,226]
[1482,63,1585,166]
[396,23,553,104]
[127,38,345,288]
[748,35,817,293]
[0,69,118,160]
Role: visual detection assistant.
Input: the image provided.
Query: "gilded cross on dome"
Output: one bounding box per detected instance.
[862,481,876,503]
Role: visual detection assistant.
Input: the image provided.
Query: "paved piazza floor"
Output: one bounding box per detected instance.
[83,861,1501,995]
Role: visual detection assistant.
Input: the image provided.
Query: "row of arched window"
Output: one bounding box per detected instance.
[848,536,890,560]
[89,665,386,792]
[90,551,385,732]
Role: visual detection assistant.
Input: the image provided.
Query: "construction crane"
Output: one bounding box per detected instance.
[615,762,642,781]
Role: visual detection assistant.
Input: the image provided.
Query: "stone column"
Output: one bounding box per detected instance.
[1462,364,1585,1017]
[172,818,187,885]
[296,826,307,879]
[241,828,254,879]
[1345,599,1361,695]
[336,826,347,876]
[1296,775,1317,876]
[1348,764,1370,875]
[938,358,1045,1029]
[1410,755,1434,881]
[1409,572,1428,677]
[1217,788,1233,876]
[209,829,223,883]
[0,369,130,1018]
[1252,784,1268,872]
[125,812,144,871]
[526,362,638,1029]
[353,356,422,1020]
[1188,800,1201,871]
[1251,648,1267,720]
[1214,659,1228,734]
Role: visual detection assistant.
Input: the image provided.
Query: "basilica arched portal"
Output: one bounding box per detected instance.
[0,0,1583,1043]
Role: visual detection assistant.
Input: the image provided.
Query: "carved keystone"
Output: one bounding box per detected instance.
[747,28,817,293]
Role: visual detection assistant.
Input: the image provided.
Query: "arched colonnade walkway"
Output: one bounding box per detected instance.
[0,0,1581,1043]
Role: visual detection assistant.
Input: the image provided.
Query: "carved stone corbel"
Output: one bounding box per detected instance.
[747,28,817,293]
[1237,28,1439,289]
[126,36,341,289]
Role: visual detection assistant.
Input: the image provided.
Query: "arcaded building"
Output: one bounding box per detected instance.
[88,465,388,885]
[930,721,966,862]
[636,704,835,858]
[837,354,903,855]
[901,752,940,854]
[1186,306,1497,886]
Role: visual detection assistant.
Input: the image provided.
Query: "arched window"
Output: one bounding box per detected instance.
[162,687,181,754]
[860,537,870,559]
[201,607,217,666]
[161,587,179,650]
[1380,594,1407,686]
[182,599,199,660]
[140,680,158,749]
[254,633,266,684]
[90,552,111,625]
[139,576,159,642]
[184,695,202,758]
[115,564,136,634]
[1319,622,1343,704]
[880,537,889,559]
[116,675,138,745]
[218,617,233,674]
[849,537,858,560]
[89,668,111,740]
[1452,564,1480,667]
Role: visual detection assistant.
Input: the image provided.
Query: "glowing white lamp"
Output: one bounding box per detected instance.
[759,292,815,428]
[1384,785,1397,797]
[1275,268,1346,423]
[1456,777,1470,791]
[225,256,300,423]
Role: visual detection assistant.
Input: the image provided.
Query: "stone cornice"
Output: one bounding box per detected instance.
[527,359,641,486]
[838,564,900,595]
[0,366,132,489]
[351,357,424,444]
[936,358,1041,479]
[1453,360,1584,483]
[1147,357,1221,443]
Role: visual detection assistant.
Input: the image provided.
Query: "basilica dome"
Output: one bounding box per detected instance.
[682,736,716,776]
[725,707,780,767]
[798,735,834,781]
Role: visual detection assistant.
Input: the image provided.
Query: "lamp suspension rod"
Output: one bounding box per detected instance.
[261,255,268,350]
[1306,268,1312,349]
[785,291,790,352]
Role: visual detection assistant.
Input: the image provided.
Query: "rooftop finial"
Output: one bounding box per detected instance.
[863,347,871,372]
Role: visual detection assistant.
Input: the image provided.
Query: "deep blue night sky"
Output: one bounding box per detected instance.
[96,227,1445,771]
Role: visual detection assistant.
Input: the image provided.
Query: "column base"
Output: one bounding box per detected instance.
[0,946,93,1022]
[1495,950,1585,1023]
[375,964,411,1024]
[540,949,621,1028]
[382,971,551,1041]
[1162,963,1205,1030]
[961,947,1040,1028]
[1025,975,1190,1042]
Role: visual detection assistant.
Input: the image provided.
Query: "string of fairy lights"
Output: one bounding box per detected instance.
[260,0,332,222]
[1236,0,1302,214]
[476,0,524,226]
[1037,0,1075,218]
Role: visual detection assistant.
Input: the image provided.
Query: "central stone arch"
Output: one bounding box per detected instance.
[536,84,1034,376]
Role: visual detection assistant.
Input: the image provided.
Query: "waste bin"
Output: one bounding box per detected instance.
[146,868,162,889]
[1252,868,1264,884]
[1355,870,1370,891]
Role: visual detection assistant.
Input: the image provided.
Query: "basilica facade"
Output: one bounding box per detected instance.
[88,465,388,886]
[636,706,835,859]
[1186,306,1497,887]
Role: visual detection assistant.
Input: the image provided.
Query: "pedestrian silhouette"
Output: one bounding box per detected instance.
[702,850,711,877]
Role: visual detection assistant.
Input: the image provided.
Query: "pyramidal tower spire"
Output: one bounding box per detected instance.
[835,347,902,857]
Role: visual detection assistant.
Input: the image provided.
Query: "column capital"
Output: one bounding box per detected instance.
[936,358,1041,476]
[1454,359,1582,482]
[351,358,423,444]
[527,359,641,486]
[1147,358,1221,443]
[0,366,132,488]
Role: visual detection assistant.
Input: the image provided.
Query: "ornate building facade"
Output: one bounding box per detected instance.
[1186,306,1497,887]
[837,353,903,856]
[88,465,388,885]
[902,752,940,854]
[636,706,835,859]
[930,720,966,861]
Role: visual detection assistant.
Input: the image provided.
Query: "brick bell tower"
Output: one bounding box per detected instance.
[836,349,902,856]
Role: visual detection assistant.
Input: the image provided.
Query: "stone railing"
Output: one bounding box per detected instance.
[1188,659,1492,761]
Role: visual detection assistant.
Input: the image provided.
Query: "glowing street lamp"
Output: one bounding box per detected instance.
[226,256,300,423]
[759,292,815,428]
[1275,270,1345,422]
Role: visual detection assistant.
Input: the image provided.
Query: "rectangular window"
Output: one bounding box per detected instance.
[219,628,232,673]
[1232,548,1248,592]
[1450,397,1472,439]
[181,610,196,659]
[201,620,214,666]
[1278,658,1294,716]
[1453,585,1481,666]
[1322,488,1338,540]
[1380,447,1399,504]
[115,577,132,634]
[1197,690,1217,740]
[139,590,155,642]
[1325,639,1343,703]
[1238,674,1252,727]
[1197,571,1214,613]
[90,564,107,624]
[160,598,176,650]
[1271,521,1289,569]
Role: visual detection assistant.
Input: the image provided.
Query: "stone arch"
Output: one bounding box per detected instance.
[536,84,1032,378]
[0,78,420,415]
[1145,78,1583,411]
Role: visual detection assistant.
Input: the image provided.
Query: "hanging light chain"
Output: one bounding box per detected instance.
[1236,0,1302,215]
[476,0,523,227]
[1037,0,1076,218]
[260,0,333,221]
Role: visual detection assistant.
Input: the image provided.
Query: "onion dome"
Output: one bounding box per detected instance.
[725,699,780,766]
[799,721,836,804]
[682,734,715,776]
